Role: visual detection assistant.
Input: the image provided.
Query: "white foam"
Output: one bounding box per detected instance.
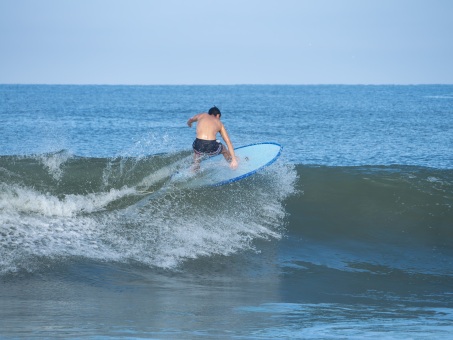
[0,183,136,217]
[0,160,298,273]
[0,211,121,274]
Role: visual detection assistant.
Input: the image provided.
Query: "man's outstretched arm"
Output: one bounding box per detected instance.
[187,113,204,127]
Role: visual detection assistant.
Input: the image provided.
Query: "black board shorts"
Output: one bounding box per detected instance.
[192,138,223,156]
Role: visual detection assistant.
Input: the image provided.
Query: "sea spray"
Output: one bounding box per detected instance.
[37,150,72,181]
[104,159,298,269]
[0,152,297,273]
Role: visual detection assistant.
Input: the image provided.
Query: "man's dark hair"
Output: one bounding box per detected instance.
[208,106,221,117]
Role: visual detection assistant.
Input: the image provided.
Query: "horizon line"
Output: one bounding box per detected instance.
[1,82,452,86]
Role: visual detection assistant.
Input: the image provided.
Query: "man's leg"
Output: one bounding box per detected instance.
[192,152,201,172]
[220,143,232,162]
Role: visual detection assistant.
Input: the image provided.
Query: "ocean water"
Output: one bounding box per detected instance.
[1,84,453,339]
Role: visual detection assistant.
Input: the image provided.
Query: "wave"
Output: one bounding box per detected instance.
[284,165,453,276]
[1,152,452,276]
[0,151,297,273]
[289,165,453,242]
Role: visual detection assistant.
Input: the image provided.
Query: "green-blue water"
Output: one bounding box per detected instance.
[1,85,452,338]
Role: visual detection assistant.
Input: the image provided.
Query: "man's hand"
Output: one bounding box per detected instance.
[230,157,238,170]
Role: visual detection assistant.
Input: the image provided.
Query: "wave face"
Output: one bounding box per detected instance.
[0,151,297,273]
[285,165,453,276]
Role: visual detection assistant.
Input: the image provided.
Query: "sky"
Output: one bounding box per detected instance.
[1,0,452,85]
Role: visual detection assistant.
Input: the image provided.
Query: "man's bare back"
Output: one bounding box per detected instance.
[187,107,238,169]
[190,113,222,140]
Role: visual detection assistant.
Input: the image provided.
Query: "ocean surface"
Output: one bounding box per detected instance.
[1,84,453,339]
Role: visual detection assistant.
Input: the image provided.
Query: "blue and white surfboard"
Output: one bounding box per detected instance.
[174,142,282,188]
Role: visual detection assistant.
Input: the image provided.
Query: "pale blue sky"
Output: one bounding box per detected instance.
[1,0,452,85]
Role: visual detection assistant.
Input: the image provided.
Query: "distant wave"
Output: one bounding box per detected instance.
[424,95,453,99]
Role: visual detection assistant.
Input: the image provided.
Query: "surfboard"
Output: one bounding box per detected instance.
[172,142,282,188]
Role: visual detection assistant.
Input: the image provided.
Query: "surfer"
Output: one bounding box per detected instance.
[187,106,238,171]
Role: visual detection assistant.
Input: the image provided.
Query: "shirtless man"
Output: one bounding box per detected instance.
[187,106,238,170]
